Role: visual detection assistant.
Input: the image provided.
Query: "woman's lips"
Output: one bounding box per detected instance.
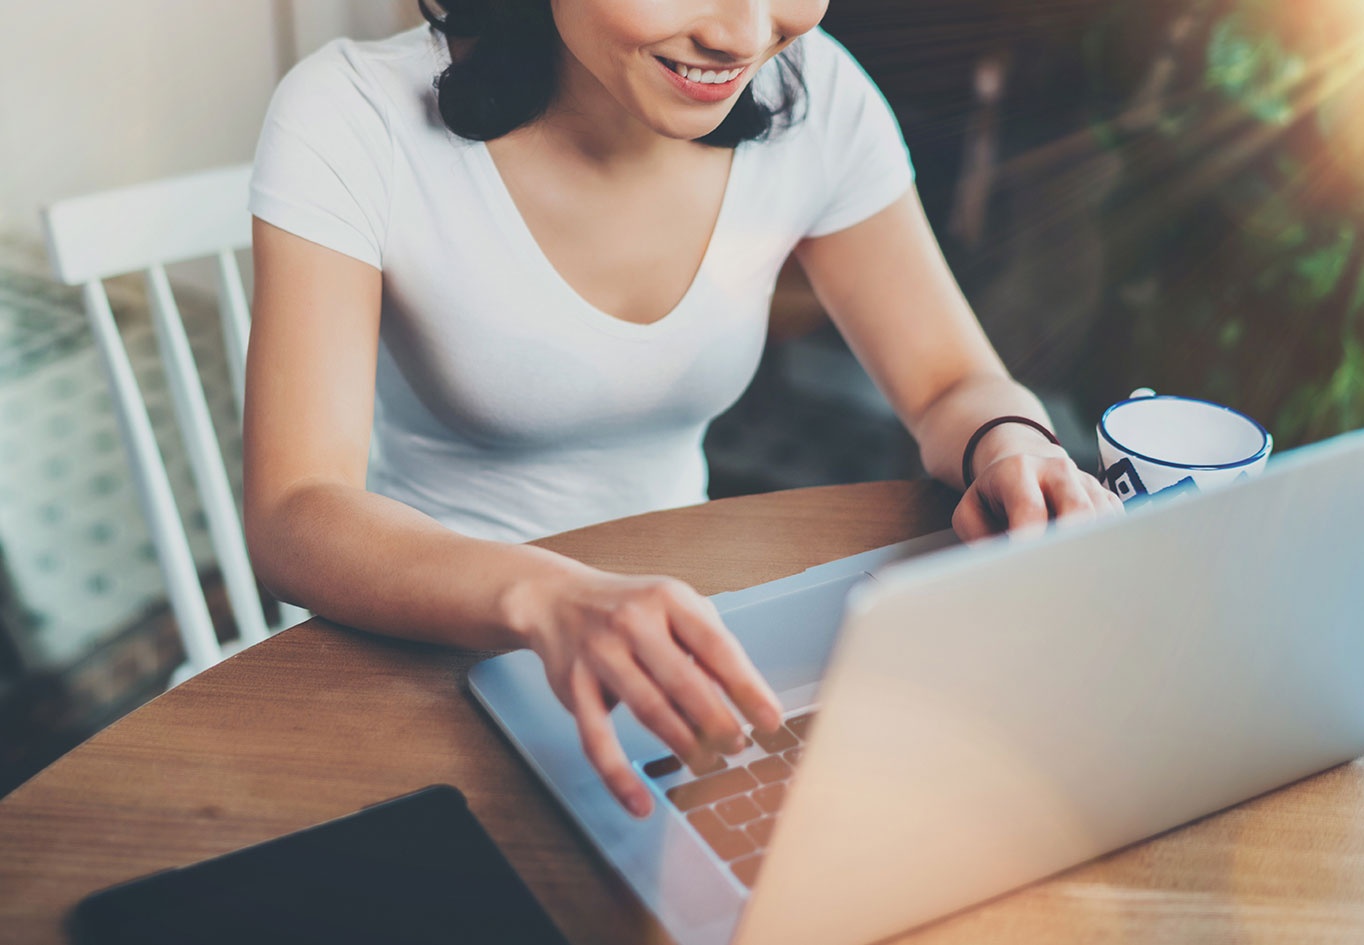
[655,56,747,103]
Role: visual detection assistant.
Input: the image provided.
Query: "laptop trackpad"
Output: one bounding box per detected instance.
[718,572,872,695]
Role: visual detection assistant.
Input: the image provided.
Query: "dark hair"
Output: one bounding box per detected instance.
[418,0,807,148]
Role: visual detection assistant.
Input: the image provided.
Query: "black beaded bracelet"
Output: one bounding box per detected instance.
[961,416,1061,490]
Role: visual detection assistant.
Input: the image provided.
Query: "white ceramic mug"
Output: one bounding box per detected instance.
[1097,389,1273,504]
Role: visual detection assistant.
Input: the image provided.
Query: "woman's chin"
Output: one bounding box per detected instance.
[644,109,732,142]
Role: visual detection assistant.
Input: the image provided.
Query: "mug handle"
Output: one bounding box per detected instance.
[1098,389,1156,484]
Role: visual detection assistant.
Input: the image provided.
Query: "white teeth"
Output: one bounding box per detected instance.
[665,59,743,84]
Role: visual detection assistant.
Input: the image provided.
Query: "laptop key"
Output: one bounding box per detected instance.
[749,755,792,784]
[689,754,728,776]
[750,725,797,754]
[783,746,803,768]
[642,755,682,779]
[745,815,777,849]
[731,853,766,889]
[716,794,761,826]
[752,781,787,814]
[786,712,816,740]
[688,808,757,862]
[666,767,758,812]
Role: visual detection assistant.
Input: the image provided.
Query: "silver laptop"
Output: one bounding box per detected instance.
[469,428,1364,945]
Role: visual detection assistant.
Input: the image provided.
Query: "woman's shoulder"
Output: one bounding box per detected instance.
[792,26,846,73]
[747,26,888,156]
[748,26,912,238]
[790,27,886,119]
[252,29,444,269]
[270,26,441,124]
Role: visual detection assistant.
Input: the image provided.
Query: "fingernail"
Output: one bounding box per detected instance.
[628,794,652,818]
[729,732,748,753]
[690,751,723,774]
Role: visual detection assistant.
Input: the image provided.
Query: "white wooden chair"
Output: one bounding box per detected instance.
[42,164,307,681]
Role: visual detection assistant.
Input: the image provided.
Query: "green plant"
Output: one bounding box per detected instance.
[1085,0,1364,444]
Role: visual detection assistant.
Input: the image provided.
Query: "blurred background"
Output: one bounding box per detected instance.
[2,0,1362,794]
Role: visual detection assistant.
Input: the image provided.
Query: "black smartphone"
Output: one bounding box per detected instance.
[68,784,570,945]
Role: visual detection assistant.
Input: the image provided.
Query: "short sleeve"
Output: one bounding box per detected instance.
[802,30,915,239]
[249,40,393,269]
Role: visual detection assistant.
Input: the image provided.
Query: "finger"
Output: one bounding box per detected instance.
[569,662,653,817]
[1042,465,1096,521]
[667,594,783,734]
[585,640,712,770]
[991,468,1050,533]
[953,487,1004,540]
[630,625,749,754]
[1086,476,1126,516]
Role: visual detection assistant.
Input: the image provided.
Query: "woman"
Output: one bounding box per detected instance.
[244,0,1120,818]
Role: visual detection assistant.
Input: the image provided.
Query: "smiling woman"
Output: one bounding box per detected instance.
[242,0,1117,820]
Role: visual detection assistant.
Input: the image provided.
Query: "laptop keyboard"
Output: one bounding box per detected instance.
[639,709,816,891]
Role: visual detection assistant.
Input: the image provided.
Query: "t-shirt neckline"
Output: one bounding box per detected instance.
[470,138,748,338]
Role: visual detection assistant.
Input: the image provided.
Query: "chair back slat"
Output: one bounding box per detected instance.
[215,249,250,419]
[278,602,310,630]
[45,163,306,681]
[81,281,224,673]
[145,265,270,646]
[43,166,253,285]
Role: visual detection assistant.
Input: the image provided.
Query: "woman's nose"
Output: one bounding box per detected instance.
[690,0,771,63]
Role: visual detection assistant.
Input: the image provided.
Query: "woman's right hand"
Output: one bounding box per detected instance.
[245,222,778,815]
[514,568,785,818]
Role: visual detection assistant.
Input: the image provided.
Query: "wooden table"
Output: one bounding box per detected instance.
[3,481,1363,945]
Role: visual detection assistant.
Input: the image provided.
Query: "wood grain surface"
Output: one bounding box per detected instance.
[2,480,1362,945]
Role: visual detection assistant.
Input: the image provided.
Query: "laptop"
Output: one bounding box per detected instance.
[469,428,1364,945]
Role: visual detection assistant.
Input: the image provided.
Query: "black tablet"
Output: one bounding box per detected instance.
[68,784,569,945]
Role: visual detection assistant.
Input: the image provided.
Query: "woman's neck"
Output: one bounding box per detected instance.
[532,43,695,171]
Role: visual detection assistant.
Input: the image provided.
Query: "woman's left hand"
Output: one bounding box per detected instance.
[952,442,1124,541]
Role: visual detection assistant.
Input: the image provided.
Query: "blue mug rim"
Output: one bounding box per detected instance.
[1099,394,1272,471]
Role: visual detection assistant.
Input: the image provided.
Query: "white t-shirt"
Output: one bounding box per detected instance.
[250,25,913,542]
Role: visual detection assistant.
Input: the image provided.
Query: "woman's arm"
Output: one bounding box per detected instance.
[244,218,534,647]
[793,188,1121,538]
[244,220,781,815]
